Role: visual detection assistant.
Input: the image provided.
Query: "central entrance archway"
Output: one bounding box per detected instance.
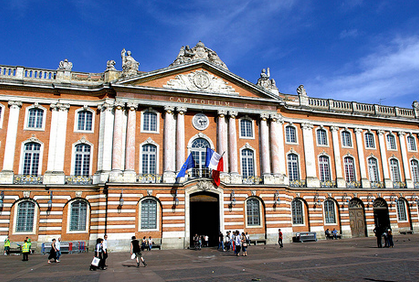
[373,198,390,233]
[190,192,219,247]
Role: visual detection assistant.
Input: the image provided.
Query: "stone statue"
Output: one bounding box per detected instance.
[257,67,279,94]
[58,59,73,71]
[106,60,116,71]
[412,100,419,109]
[170,41,228,69]
[121,49,140,77]
[297,85,307,96]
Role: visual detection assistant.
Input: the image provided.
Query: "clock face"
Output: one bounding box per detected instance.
[192,113,209,130]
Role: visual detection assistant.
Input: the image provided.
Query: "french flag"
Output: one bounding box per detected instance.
[205,148,224,186]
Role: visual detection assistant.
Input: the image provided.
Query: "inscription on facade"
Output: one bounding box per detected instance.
[169,96,230,106]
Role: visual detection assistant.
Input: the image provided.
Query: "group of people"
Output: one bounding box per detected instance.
[47,238,62,264]
[374,227,394,248]
[325,228,339,239]
[89,235,108,271]
[140,236,154,251]
[219,231,250,256]
[3,236,33,260]
[193,234,209,250]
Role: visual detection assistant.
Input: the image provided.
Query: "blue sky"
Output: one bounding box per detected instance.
[1,0,419,108]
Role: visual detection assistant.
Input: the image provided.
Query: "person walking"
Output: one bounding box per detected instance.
[130,236,147,268]
[21,240,30,261]
[374,226,382,248]
[55,238,61,263]
[103,235,108,266]
[234,231,241,256]
[278,229,283,248]
[4,236,10,255]
[225,231,231,251]
[48,239,58,264]
[218,231,224,251]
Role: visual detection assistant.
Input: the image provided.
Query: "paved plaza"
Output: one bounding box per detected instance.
[1,234,418,282]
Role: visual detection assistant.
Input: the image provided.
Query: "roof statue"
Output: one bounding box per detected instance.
[57,59,73,71]
[297,85,307,96]
[106,60,117,71]
[170,41,228,70]
[256,68,279,95]
[121,48,140,77]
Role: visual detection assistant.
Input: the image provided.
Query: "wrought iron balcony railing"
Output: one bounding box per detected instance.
[65,175,92,185]
[320,180,336,188]
[242,176,263,185]
[346,181,361,188]
[289,179,306,187]
[14,175,43,185]
[370,181,385,188]
[393,181,407,189]
[137,174,162,183]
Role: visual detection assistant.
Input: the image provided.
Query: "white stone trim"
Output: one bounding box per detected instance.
[140,108,160,134]
[367,155,382,182]
[286,149,302,181]
[388,156,401,182]
[73,106,95,133]
[340,128,354,148]
[342,153,357,182]
[23,104,47,131]
[315,126,329,147]
[364,131,376,149]
[238,115,255,139]
[239,143,258,177]
[138,197,160,232]
[139,138,160,174]
[285,123,298,144]
[385,132,398,151]
[407,134,418,152]
[187,133,215,150]
[12,199,39,235]
[66,198,90,234]
[244,197,263,228]
[70,138,94,176]
[323,198,338,225]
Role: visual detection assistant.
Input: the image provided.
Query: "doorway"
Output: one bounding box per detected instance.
[373,198,390,232]
[349,198,367,237]
[190,192,219,247]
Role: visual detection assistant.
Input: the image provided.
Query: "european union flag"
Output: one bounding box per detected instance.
[176,153,195,178]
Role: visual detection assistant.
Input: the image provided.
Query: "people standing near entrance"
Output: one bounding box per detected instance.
[387,228,394,248]
[204,235,209,247]
[241,232,248,256]
[130,236,147,268]
[225,231,231,251]
[234,231,241,256]
[21,239,30,261]
[4,236,10,255]
[56,238,61,263]
[103,235,108,266]
[278,229,283,248]
[218,231,224,251]
[373,226,382,248]
[48,239,58,264]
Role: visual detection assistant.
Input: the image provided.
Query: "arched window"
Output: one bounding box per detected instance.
[365,132,375,148]
[16,201,35,232]
[74,144,91,176]
[70,200,88,231]
[324,199,336,224]
[27,108,44,129]
[287,154,299,181]
[246,198,260,226]
[23,142,41,176]
[285,125,297,143]
[141,199,157,229]
[319,156,331,182]
[397,199,407,221]
[191,138,210,177]
[317,129,328,146]
[344,156,356,182]
[390,159,401,182]
[410,159,419,183]
[142,111,157,132]
[291,199,304,225]
[240,118,253,138]
[141,144,157,174]
[77,110,93,131]
[407,136,417,151]
[368,158,380,182]
[387,134,396,150]
[241,149,255,179]
[342,131,352,147]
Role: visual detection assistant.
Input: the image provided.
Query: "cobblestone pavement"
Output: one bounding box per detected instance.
[1,234,418,282]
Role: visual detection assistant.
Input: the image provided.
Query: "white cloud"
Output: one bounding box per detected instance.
[307,36,419,107]
[340,29,358,39]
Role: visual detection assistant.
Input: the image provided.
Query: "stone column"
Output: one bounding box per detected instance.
[217,110,229,183]
[176,107,187,172]
[354,128,370,188]
[46,103,59,173]
[270,114,287,184]
[163,106,176,183]
[331,126,345,188]
[0,101,22,184]
[260,113,273,184]
[110,101,125,182]
[377,130,392,188]
[228,111,240,184]
[302,123,319,187]
[124,103,137,182]
[94,100,115,184]
[399,131,413,188]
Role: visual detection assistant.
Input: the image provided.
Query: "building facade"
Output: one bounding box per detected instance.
[0,42,418,251]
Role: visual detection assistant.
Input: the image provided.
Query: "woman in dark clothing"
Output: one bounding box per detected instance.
[131,236,147,267]
[90,238,106,270]
[48,239,57,264]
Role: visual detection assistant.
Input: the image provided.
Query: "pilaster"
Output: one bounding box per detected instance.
[354,128,370,188]
[331,126,345,188]
[377,130,392,188]
[228,111,241,184]
[163,106,176,183]
[270,114,287,185]
[399,131,413,188]
[110,101,125,182]
[302,123,319,187]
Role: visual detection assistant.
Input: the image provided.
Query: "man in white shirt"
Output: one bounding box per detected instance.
[103,235,108,267]
[56,238,61,263]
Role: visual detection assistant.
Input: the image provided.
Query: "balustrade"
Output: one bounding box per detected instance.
[65,175,92,185]
[13,175,43,185]
[370,181,385,189]
[289,179,306,187]
[137,174,162,184]
[393,181,407,189]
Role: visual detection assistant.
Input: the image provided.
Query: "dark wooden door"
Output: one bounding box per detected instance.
[349,207,366,237]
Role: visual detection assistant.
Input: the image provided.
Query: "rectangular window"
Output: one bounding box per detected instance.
[246,199,260,226]
[16,202,35,232]
[141,200,157,229]
[77,111,93,131]
[70,201,87,231]
[397,200,407,221]
[365,133,375,148]
[324,200,336,224]
[27,108,44,129]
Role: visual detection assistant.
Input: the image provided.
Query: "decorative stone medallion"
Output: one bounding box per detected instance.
[192,113,209,130]
[193,72,211,89]
[197,180,214,190]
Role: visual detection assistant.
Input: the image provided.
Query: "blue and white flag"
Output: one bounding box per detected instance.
[176,153,195,178]
[205,148,222,170]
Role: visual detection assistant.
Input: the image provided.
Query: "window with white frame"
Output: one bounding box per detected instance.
[324,199,336,224]
[319,156,331,182]
[74,144,91,176]
[141,144,157,174]
[27,108,44,129]
[344,156,356,182]
[291,199,304,225]
[390,159,401,182]
[246,198,260,226]
[23,142,41,175]
[287,153,299,181]
[241,148,255,179]
[191,138,210,177]
[368,157,380,182]
[285,125,297,143]
[16,201,35,232]
[342,130,352,147]
[239,118,253,138]
[317,128,328,146]
[141,199,157,229]
[411,159,419,183]
[365,132,375,148]
[407,136,417,151]
[142,111,158,132]
[387,134,397,150]
[77,110,93,131]
[396,199,407,221]
[69,200,88,231]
